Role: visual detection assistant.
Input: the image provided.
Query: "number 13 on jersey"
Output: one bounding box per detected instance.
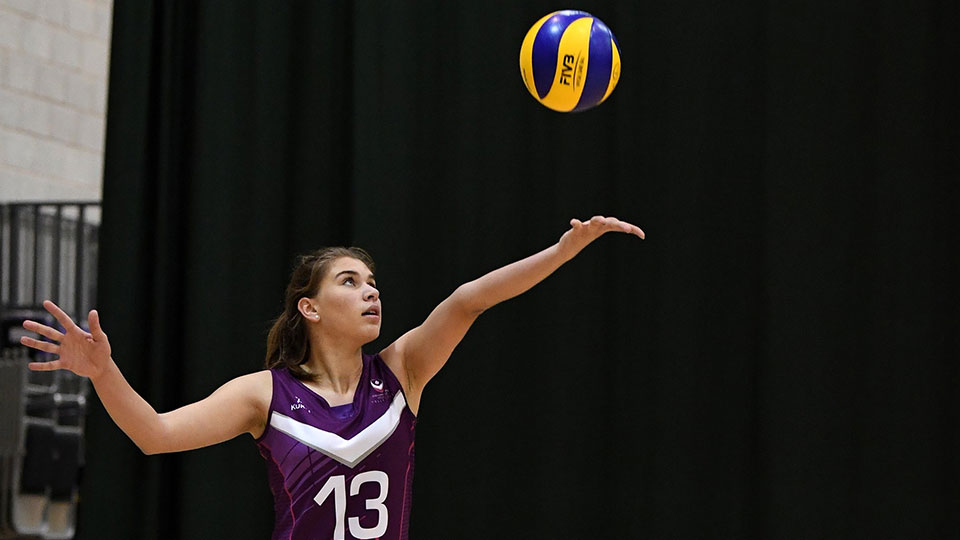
[314,470,389,540]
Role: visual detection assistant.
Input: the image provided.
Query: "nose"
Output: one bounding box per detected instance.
[363,283,379,302]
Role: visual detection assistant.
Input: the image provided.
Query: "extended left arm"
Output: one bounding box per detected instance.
[380,216,644,411]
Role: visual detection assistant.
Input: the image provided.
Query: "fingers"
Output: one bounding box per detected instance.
[572,216,607,229]
[612,218,645,239]
[28,360,64,372]
[20,336,60,355]
[43,300,79,331]
[581,215,618,228]
[88,310,108,341]
[22,320,64,342]
[574,215,645,239]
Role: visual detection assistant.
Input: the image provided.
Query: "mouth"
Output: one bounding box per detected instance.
[362,307,381,319]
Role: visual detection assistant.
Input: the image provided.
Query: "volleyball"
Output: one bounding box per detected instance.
[519,10,621,112]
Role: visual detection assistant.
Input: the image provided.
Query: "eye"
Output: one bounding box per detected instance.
[343,277,355,285]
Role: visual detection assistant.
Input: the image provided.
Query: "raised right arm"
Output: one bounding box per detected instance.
[21,301,270,454]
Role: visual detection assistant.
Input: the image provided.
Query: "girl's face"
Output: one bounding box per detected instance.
[302,257,381,346]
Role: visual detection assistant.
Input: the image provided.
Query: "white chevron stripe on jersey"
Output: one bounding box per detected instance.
[269,391,406,468]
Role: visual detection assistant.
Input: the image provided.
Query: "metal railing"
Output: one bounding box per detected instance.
[0,202,100,321]
[1,202,100,540]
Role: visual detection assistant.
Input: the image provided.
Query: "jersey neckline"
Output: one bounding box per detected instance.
[286,354,371,415]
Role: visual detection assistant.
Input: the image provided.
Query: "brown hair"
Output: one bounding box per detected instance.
[264,247,376,381]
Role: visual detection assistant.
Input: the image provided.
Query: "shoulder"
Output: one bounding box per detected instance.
[232,369,273,388]
[225,370,273,411]
[377,344,411,391]
[231,370,273,438]
[376,346,423,416]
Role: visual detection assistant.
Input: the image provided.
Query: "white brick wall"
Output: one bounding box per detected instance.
[0,0,113,203]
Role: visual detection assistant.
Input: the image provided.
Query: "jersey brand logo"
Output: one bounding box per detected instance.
[291,397,306,411]
[370,379,384,392]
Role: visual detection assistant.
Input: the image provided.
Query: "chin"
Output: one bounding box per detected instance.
[360,328,381,344]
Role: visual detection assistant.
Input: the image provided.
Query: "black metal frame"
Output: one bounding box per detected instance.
[0,202,100,323]
[0,202,99,540]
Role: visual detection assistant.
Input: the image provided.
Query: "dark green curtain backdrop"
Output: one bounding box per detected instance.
[83,1,957,539]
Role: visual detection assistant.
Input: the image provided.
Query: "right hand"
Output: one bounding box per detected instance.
[557,215,645,261]
[20,300,113,379]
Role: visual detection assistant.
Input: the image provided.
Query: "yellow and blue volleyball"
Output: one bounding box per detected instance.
[519,10,621,112]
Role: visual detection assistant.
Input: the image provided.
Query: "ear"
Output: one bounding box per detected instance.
[297,297,320,322]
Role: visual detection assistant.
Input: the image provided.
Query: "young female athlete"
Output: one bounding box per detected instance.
[20,216,644,540]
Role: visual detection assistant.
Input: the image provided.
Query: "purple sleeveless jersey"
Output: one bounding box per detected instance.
[256,353,417,540]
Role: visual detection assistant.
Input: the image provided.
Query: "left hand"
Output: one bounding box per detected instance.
[557,215,645,261]
[20,301,113,380]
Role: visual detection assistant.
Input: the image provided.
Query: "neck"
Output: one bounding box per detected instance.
[303,336,364,394]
